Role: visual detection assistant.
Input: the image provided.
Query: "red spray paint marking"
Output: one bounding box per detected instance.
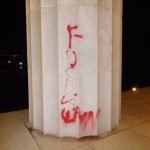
[74,34,83,38]
[79,109,101,129]
[67,25,83,49]
[74,93,78,96]
[64,50,77,92]
[60,25,101,130]
[79,111,94,128]
[61,95,75,105]
[62,25,83,101]
[61,107,100,129]
[96,109,101,118]
[66,50,77,69]
[61,93,78,105]
[61,106,80,123]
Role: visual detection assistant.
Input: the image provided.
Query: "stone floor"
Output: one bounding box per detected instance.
[0,87,150,150]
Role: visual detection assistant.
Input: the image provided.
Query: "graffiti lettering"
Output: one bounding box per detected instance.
[60,24,100,130]
[67,25,83,49]
[61,107,101,128]
[61,95,75,105]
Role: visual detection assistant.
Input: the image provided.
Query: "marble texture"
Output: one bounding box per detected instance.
[41,3,59,136]
[0,111,39,150]
[29,0,43,131]
[58,1,98,137]
[92,130,150,150]
[57,0,97,6]
[132,121,150,138]
[98,0,113,134]
[25,0,33,125]
[26,0,122,137]
[112,0,123,128]
[31,130,90,150]
[41,0,57,7]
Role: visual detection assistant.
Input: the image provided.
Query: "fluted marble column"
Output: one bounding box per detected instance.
[26,0,43,130]
[26,0,33,126]
[98,0,113,134]
[26,0,122,138]
[58,0,98,137]
[41,0,59,135]
[112,0,123,127]
[98,0,122,134]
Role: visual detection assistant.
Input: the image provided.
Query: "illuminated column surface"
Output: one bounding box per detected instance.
[26,0,122,138]
[26,0,43,130]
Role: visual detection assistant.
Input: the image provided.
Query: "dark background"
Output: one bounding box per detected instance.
[0,0,28,112]
[0,0,150,112]
[122,0,150,90]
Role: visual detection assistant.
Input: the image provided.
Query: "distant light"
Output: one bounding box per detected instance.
[8,60,11,64]
[20,66,23,69]
[19,62,23,65]
[132,87,137,92]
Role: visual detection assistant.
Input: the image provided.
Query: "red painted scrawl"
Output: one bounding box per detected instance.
[60,24,100,129]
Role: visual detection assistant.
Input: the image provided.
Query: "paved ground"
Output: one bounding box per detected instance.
[0,87,150,150]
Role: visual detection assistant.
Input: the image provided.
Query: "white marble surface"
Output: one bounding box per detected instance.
[98,0,113,134]
[58,4,79,138]
[0,111,39,150]
[58,0,98,137]
[111,0,123,128]
[41,0,57,7]
[30,0,40,11]
[57,0,97,6]
[26,0,33,125]
[41,5,59,136]
[78,5,98,137]
[26,0,122,138]
[30,0,43,130]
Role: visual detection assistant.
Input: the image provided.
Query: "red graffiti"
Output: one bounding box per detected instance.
[74,93,78,96]
[66,50,77,69]
[60,24,100,130]
[61,25,83,101]
[67,25,83,49]
[61,106,80,123]
[60,93,78,105]
[61,107,101,129]
[79,111,94,128]
[61,95,75,105]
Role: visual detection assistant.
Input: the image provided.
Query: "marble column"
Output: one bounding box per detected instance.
[112,0,123,128]
[98,0,123,134]
[58,0,98,137]
[40,0,59,136]
[27,0,43,130]
[98,0,113,134]
[26,0,33,126]
[26,0,122,138]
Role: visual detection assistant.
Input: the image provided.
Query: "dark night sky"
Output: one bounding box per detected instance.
[122,0,150,90]
[0,0,28,112]
[0,0,26,51]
